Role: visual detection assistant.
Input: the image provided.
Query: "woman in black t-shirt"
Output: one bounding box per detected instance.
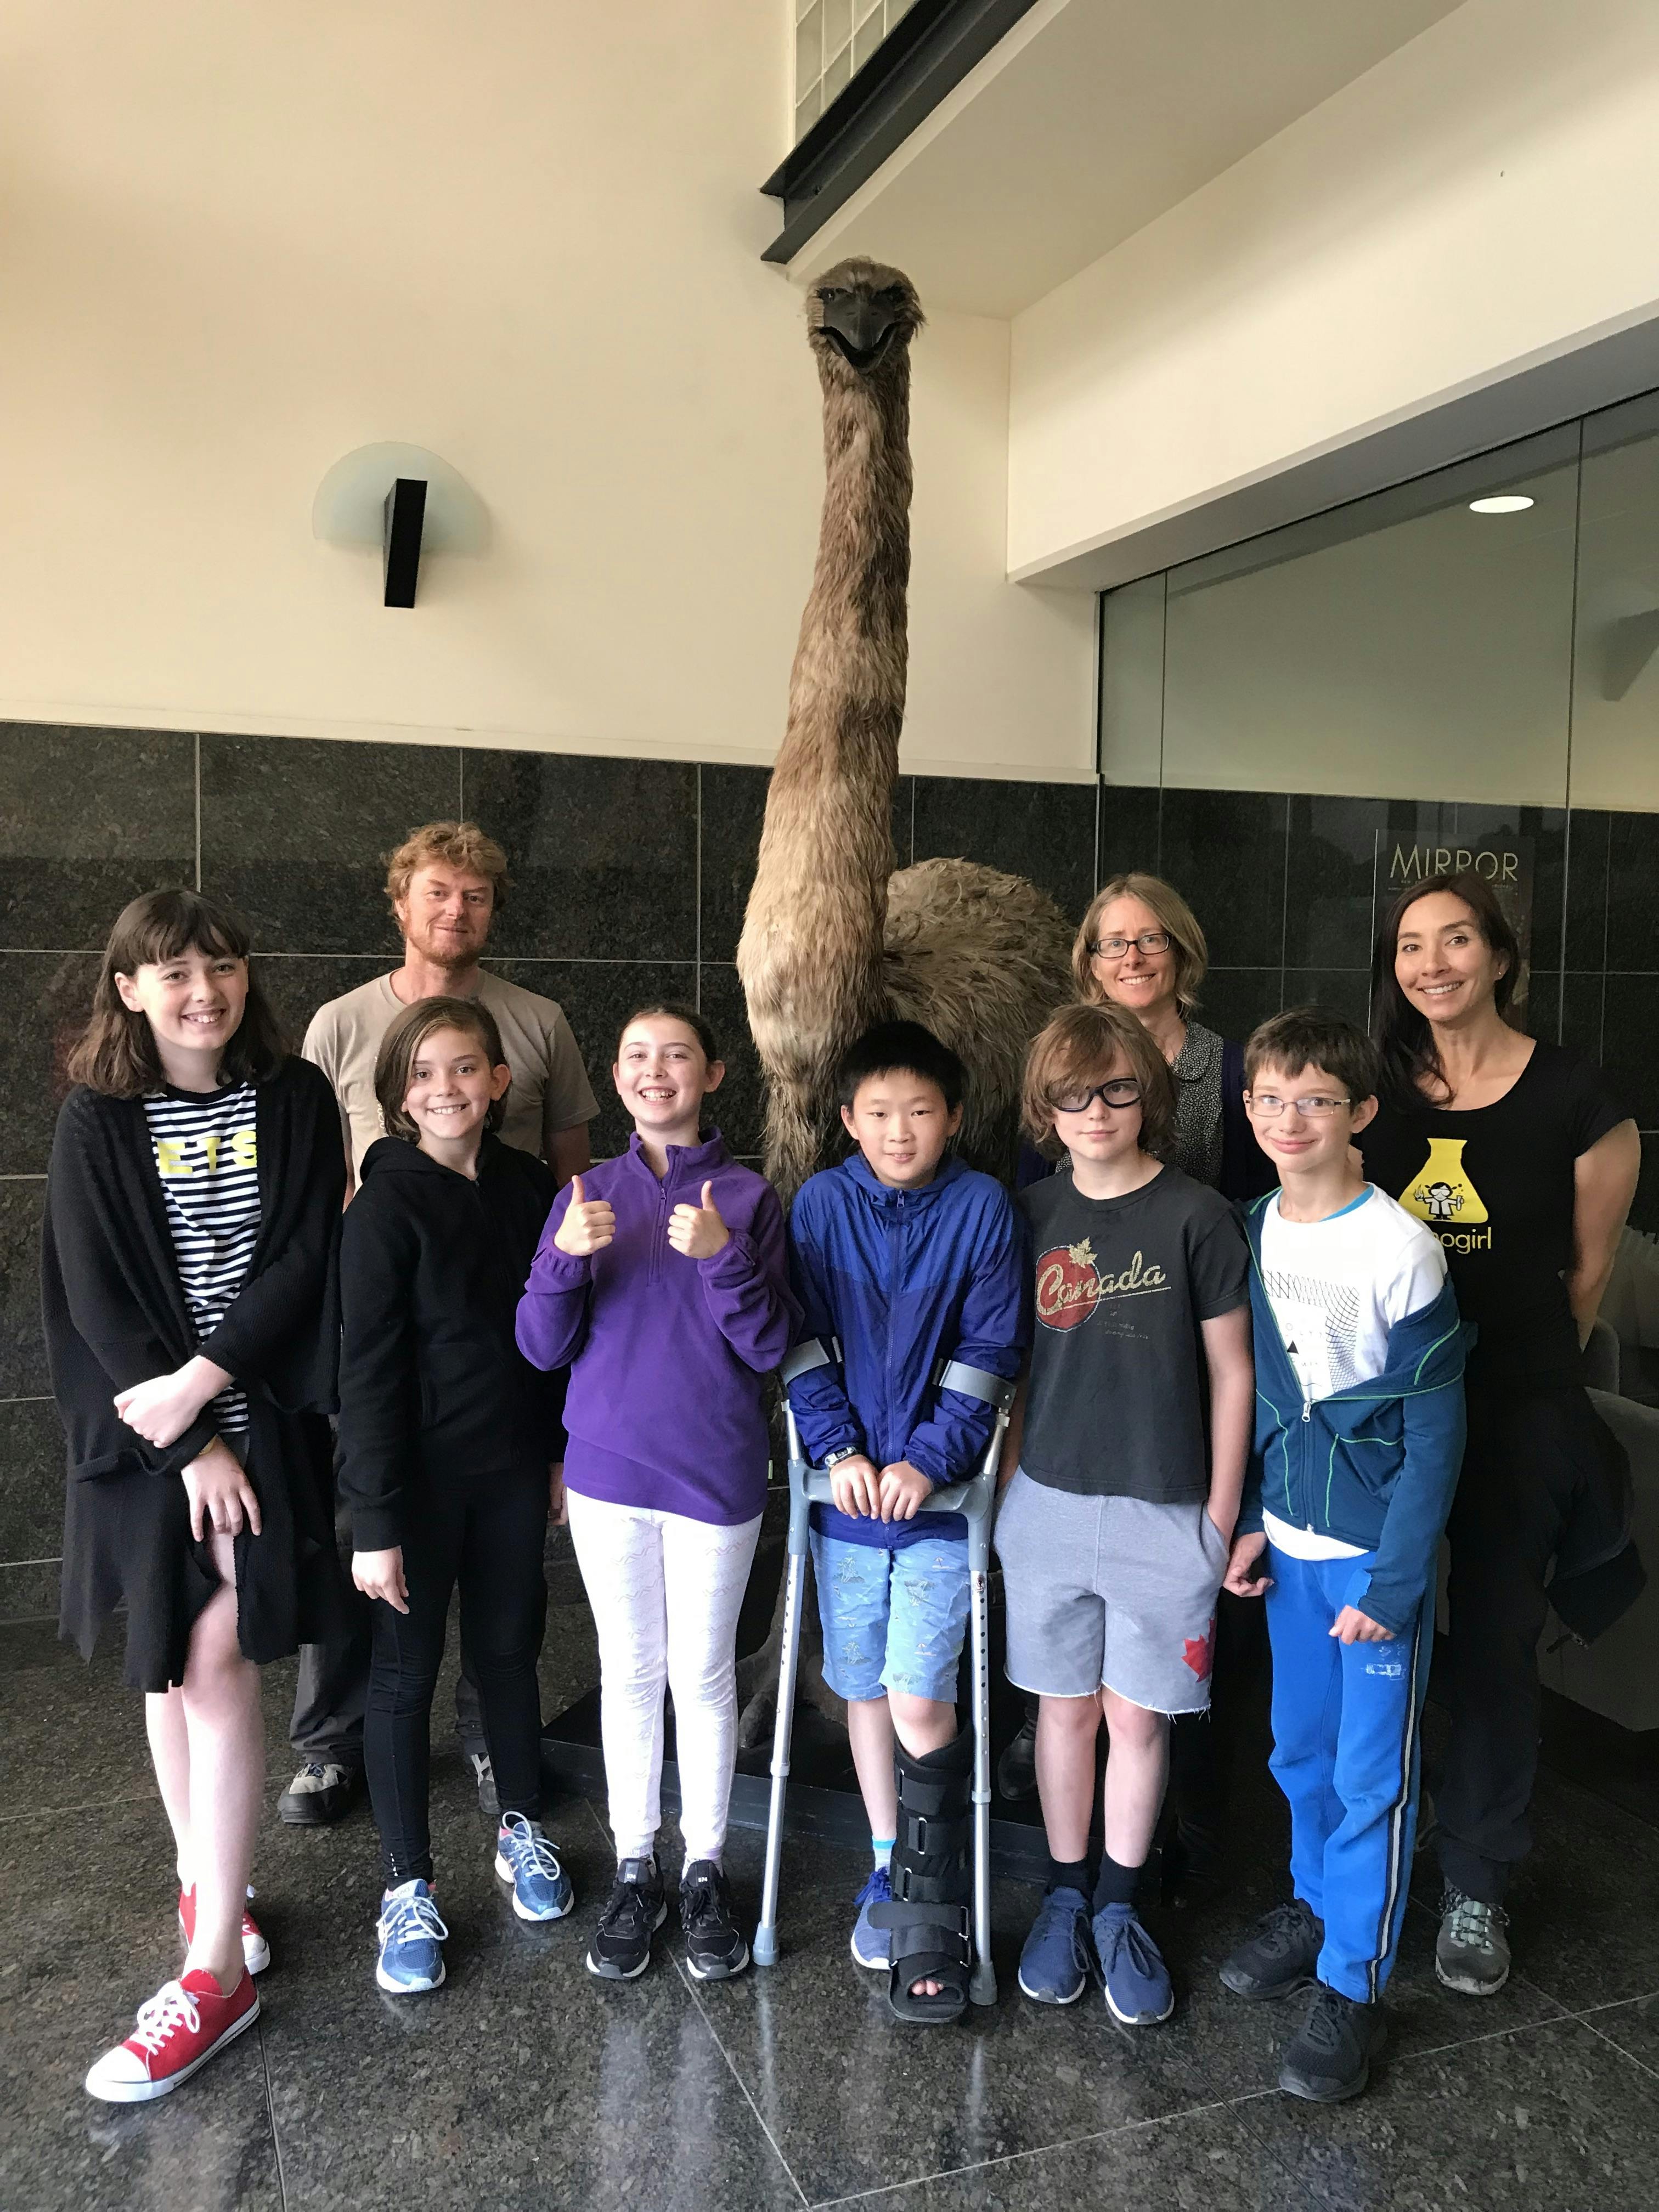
[1362,868,1639,1998]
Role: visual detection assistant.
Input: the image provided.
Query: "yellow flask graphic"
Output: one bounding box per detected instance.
[1403,1137,1487,1227]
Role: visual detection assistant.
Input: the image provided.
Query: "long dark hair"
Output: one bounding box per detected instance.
[1369,868,1521,1109]
[67,889,287,1097]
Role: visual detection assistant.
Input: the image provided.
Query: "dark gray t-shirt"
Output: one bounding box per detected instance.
[1017,1164,1249,1503]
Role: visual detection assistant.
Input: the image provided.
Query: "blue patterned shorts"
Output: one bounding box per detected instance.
[810,1531,972,1704]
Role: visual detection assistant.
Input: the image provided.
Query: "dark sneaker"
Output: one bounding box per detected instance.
[1017,1885,1091,2005]
[679,1861,749,1982]
[470,1753,500,1821]
[1279,1984,1387,2102]
[1092,1903,1175,2027]
[996,1714,1039,1802]
[1220,1898,1324,2001]
[1435,1887,1510,1997]
[586,1857,667,1981]
[278,1759,356,1827]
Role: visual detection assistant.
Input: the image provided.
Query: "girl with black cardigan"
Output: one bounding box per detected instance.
[43,890,345,2102]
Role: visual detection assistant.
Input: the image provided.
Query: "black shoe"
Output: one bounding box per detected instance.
[996,1715,1038,1802]
[1219,1898,1324,2000]
[586,1857,667,1980]
[278,1759,357,1827]
[470,1753,500,1821]
[1160,1820,1228,1908]
[1278,1983,1387,2102]
[679,1861,749,1982]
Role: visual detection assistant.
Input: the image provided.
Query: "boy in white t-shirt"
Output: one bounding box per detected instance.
[1220,1009,1468,2104]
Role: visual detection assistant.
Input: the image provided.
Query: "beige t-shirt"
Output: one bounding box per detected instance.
[303,969,599,1178]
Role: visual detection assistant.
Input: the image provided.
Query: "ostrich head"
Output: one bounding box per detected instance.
[806,258,924,385]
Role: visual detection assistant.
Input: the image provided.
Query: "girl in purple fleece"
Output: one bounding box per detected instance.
[517,1002,798,1984]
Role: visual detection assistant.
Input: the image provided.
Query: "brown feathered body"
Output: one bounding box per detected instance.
[738,262,1073,1200]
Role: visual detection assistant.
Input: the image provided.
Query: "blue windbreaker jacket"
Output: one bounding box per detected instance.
[786,1154,1028,1549]
[1238,1193,1472,1635]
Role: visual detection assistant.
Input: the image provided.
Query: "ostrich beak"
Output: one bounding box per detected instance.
[817,291,904,371]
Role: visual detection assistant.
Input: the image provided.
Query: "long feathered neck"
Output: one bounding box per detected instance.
[778,353,912,802]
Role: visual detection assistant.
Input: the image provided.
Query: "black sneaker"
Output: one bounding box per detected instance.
[1278,1983,1387,2102]
[1219,1898,1324,2000]
[1435,1886,1510,1997]
[586,1857,667,1980]
[996,1715,1039,1802]
[679,1861,749,1982]
[278,1760,357,1827]
[470,1753,500,1821]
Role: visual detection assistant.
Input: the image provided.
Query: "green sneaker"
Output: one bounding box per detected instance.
[1435,1887,1510,1997]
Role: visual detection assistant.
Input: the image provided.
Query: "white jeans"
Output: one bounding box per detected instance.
[566,1491,763,1865]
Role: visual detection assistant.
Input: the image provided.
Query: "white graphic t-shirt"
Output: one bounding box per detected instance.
[1258,1184,1445,1561]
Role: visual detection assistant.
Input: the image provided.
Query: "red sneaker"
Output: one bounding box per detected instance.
[84,1968,259,2103]
[179,1884,271,1975]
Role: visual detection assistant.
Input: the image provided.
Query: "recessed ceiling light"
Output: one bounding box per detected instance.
[1469,494,1535,514]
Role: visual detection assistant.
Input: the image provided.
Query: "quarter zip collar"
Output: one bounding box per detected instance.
[625,1126,730,1197]
[843,1151,966,1211]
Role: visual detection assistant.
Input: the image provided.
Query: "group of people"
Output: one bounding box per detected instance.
[41,819,1641,2113]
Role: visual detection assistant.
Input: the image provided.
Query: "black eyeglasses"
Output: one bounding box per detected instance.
[1090,930,1171,958]
[1048,1080,1143,1114]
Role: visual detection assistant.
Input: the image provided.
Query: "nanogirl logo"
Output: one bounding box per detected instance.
[1430,1226,1493,1255]
[1390,844,1520,884]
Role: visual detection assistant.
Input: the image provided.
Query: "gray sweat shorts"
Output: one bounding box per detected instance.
[994,1468,1228,1714]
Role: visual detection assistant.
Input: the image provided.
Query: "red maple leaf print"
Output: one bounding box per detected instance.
[1182,1623,1215,1681]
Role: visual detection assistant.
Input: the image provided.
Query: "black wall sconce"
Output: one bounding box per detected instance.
[313,443,489,607]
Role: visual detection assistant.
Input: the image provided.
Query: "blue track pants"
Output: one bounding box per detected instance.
[1265,1545,1433,2002]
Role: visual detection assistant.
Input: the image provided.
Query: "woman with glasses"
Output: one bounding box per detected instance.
[1361,869,1640,2002]
[1069,874,1273,1204]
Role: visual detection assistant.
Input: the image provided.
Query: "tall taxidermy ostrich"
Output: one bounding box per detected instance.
[738,257,1074,1200]
[734,259,1074,1745]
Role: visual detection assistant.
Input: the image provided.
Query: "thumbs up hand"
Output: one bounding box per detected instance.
[667,1178,731,1260]
[554,1173,617,1256]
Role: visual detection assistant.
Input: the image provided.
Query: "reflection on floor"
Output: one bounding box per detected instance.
[4,1589,1659,2212]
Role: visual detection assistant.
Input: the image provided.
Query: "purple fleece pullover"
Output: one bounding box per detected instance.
[515,1129,799,1525]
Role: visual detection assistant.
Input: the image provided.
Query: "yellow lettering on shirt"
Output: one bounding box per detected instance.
[201,1133,222,1172]
[154,1140,187,1177]
[232,1128,258,1170]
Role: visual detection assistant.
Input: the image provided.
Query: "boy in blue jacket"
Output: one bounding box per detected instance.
[1221,1008,1468,2103]
[787,1021,1026,2025]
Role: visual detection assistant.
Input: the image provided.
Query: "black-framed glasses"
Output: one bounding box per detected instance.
[1245,1093,1353,1118]
[1090,930,1171,958]
[1049,1079,1143,1114]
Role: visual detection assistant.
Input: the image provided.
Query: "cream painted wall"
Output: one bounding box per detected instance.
[0,2,1093,780]
[1008,0,1659,585]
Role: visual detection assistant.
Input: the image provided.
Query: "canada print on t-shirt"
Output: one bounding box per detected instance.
[1034,1236,1169,1335]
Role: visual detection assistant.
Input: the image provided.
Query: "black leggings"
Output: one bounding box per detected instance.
[364,1465,549,1887]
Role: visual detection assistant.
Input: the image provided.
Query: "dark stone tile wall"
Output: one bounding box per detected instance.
[3,716,1656,1620]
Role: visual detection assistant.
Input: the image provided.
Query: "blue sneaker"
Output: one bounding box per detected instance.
[375,1879,448,1993]
[1092,1903,1175,2025]
[850,1866,892,1969]
[1018,1885,1091,2004]
[494,1814,575,1923]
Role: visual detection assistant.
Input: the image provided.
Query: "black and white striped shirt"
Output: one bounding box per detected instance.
[144,1084,262,1435]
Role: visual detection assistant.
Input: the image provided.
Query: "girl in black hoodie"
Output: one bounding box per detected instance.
[339,995,572,1994]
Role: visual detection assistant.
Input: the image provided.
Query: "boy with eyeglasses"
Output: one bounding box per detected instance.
[999,1002,1252,2028]
[1220,1007,1468,2103]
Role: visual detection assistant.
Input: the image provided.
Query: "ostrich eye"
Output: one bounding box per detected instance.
[817,286,845,303]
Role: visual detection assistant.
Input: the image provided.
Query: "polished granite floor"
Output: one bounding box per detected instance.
[5,1587,1659,2212]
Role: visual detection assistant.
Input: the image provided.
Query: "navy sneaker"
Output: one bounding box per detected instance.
[1018,1885,1092,2005]
[850,1866,892,1970]
[494,1814,575,1923]
[1092,1903,1175,2026]
[375,1880,448,1994]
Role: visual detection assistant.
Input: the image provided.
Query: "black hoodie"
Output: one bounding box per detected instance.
[338,1132,565,1550]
